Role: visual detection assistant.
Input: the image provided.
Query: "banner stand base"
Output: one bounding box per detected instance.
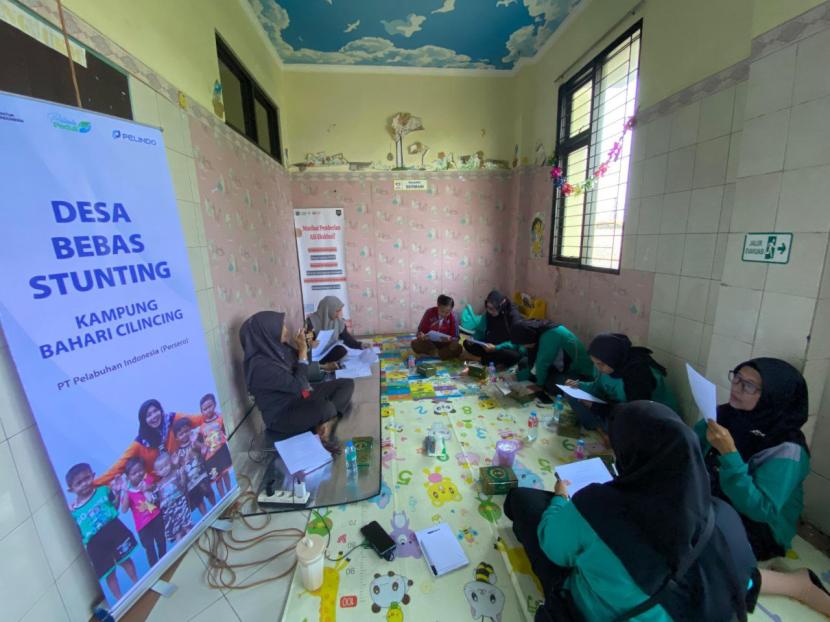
[106,485,241,620]
[93,606,114,622]
[150,580,178,598]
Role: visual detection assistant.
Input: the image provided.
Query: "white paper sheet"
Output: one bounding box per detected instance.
[556,384,608,404]
[335,365,373,379]
[359,348,378,364]
[555,457,613,495]
[426,330,451,342]
[416,523,469,576]
[311,329,337,359]
[274,431,332,476]
[686,363,717,421]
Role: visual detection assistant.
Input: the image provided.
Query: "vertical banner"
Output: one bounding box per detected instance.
[0,92,237,616]
[293,207,351,319]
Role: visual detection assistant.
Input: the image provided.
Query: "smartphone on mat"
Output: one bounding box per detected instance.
[361,520,396,561]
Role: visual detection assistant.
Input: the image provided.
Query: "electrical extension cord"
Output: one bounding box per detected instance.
[257,489,310,507]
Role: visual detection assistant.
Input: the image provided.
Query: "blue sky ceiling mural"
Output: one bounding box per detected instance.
[248,0,583,70]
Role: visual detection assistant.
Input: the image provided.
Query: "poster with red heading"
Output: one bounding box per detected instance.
[293,208,351,321]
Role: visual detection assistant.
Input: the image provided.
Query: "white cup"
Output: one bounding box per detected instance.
[295,534,325,591]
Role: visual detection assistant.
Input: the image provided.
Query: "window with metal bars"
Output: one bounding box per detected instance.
[550,22,641,272]
[216,34,283,163]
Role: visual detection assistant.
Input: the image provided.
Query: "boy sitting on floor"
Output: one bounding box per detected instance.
[411,294,462,360]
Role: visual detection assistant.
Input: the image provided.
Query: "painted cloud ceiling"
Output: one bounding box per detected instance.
[248,0,583,70]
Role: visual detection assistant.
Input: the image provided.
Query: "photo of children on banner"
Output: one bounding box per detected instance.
[65,393,234,601]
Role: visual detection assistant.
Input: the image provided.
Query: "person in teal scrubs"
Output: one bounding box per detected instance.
[504,401,756,621]
[697,358,830,616]
[565,332,677,430]
[509,320,594,393]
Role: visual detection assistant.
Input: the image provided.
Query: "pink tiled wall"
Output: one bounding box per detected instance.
[513,168,654,344]
[190,118,303,402]
[188,130,652,364]
[291,175,517,336]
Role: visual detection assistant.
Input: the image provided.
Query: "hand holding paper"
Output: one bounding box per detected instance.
[555,458,613,495]
[686,363,717,421]
[556,384,607,404]
[310,329,337,360]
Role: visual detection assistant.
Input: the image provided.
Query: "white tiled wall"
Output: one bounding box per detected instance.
[629,80,746,420]
[0,76,232,621]
[632,20,830,538]
[700,20,830,531]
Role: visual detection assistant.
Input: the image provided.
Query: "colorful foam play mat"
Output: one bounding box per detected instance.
[281,334,830,622]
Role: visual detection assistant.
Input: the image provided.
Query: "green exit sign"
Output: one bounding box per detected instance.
[742,232,792,264]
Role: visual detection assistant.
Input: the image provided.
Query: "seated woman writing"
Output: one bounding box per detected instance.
[240,311,354,452]
[509,320,594,394]
[462,290,523,368]
[697,358,830,616]
[306,296,368,369]
[411,294,462,360]
[505,401,757,622]
[565,332,677,430]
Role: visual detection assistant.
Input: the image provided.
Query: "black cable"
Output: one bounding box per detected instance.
[312,508,368,562]
[226,403,256,442]
[327,541,369,562]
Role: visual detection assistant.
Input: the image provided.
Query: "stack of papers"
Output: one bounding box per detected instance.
[416,523,469,576]
[555,457,613,495]
[274,431,333,476]
[335,347,378,379]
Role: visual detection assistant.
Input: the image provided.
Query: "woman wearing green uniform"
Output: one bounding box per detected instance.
[505,401,756,621]
[509,320,594,393]
[697,358,830,616]
[565,332,677,430]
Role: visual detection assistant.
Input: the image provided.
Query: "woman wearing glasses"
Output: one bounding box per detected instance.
[696,358,830,615]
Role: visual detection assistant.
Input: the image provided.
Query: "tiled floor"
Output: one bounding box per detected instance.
[126,335,830,621]
[144,509,309,622]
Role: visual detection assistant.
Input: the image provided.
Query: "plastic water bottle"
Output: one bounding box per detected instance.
[546,395,564,430]
[553,395,564,424]
[344,441,357,472]
[574,438,586,460]
[407,355,415,372]
[488,362,496,383]
[526,412,538,443]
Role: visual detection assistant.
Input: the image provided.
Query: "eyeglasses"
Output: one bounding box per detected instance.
[728,371,761,395]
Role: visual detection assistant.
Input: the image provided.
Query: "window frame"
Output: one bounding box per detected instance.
[549,21,642,274]
[215,34,283,163]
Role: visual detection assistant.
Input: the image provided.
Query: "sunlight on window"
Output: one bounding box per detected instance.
[551,26,640,272]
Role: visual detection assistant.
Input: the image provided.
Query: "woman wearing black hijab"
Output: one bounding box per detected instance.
[504,401,756,621]
[240,311,354,448]
[462,290,523,368]
[697,358,830,615]
[565,332,677,430]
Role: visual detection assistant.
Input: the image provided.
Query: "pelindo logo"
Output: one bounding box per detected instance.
[112,128,157,146]
[49,112,91,133]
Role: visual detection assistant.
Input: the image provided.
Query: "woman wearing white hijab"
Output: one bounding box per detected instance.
[305,296,368,368]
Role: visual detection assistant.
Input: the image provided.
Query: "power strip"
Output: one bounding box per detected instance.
[257,489,310,507]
